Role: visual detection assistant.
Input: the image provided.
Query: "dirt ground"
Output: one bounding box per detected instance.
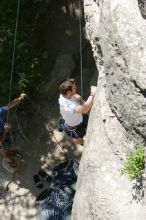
[0,93,85,220]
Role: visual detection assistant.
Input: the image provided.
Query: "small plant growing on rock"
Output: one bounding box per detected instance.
[121,147,145,180]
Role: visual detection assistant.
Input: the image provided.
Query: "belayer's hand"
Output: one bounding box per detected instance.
[20,93,27,100]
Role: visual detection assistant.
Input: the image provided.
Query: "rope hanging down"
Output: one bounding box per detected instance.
[7,0,21,122]
[79,0,83,97]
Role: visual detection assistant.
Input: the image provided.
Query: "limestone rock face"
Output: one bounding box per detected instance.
[72,0,146,219]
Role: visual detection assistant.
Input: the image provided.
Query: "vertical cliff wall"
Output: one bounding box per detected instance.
[72,0,146,219]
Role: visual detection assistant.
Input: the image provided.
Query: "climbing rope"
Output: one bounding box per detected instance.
[7,0,21,122]
[79,0,83,97]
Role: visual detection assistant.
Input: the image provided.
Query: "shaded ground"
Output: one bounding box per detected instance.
[0,94,84,220]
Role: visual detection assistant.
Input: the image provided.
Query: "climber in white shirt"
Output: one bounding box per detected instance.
[58,78,97,145]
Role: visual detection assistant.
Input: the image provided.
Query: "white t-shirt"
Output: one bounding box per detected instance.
[58,94,83,126]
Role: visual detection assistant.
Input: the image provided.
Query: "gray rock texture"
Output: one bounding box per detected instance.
[72,0,146,219]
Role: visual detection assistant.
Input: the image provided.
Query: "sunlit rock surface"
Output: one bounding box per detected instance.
[72,0,146,219]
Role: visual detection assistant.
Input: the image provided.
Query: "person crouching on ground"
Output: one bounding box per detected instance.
[58,78,96,145]
[0,93,27,146]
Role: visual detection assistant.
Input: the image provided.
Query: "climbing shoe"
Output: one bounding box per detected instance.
[58,119,65,132]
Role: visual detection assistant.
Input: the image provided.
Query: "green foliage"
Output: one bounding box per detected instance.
[0,0,41,103]
[121,147,145,180]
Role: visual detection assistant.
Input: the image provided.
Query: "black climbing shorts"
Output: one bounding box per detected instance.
[60,114,88,139]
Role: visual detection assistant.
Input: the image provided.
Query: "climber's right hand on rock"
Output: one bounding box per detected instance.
[90,86,97,96]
